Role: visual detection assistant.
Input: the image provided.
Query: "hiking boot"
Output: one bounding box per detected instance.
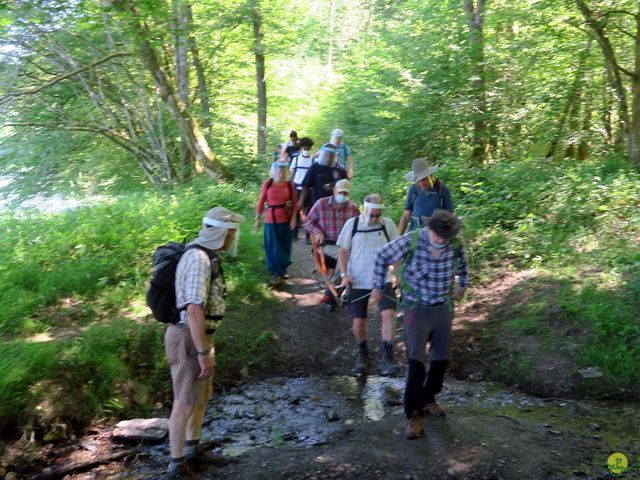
[268,274,281,288]
[378,353,398,376]
[404,415,424,440]
[352,351,369,375]
[424,402,446,417]
[324,302,337,313]
[166,461,198,479]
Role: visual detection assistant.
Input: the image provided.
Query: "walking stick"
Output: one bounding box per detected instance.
[310,236,341,302]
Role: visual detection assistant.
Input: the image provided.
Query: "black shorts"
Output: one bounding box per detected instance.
[348,283,397,319]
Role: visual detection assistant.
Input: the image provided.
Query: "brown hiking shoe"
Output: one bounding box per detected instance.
[425,402,446,417]
[404,415,424,440]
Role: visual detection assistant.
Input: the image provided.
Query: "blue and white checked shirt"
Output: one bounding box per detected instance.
[373,229,469,306]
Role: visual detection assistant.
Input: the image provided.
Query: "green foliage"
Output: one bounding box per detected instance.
[0,177,282,433]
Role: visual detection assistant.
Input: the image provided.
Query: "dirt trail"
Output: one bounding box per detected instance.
[15,240,639,480]
[213,241,637,480]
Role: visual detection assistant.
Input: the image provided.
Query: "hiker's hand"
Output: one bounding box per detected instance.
[254,217,260,232]
[370,288,383,304]
[289,217,297,230]
[315,232,325,245]
[453,286,466,301]
[198,353,214,379]
[347,170,353,180]
[340,275,352,288]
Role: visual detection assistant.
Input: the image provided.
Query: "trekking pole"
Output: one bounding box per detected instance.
[310,236,341,302]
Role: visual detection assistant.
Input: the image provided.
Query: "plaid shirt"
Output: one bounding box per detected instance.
[303,196,360,243]
[175,248,226,332]
[373,229,469,306]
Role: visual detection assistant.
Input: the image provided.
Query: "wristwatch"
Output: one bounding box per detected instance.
[197,350,208,356]
[340,272,348,278]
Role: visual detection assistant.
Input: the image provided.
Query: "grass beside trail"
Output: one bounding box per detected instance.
[350,152,640,395]
[0,177,279,437]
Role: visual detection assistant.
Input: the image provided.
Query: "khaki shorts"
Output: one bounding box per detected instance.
[165,325,213,405]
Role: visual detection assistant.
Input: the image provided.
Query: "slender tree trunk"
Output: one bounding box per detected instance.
[186,3,212,132]
[172,0,194,176]
[631,13,640,167]
[546,46,589,159]
[464,0,488,164]
[576,0,639,167]
[327,0,336,77]
[113,0,230,179]
[252,0,267,157]
[578,100,591,160]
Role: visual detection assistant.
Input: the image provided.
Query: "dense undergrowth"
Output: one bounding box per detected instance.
[0,177,279,437]
[346,148,640,395]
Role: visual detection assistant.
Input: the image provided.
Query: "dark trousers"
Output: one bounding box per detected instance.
[403,304,452,418]
[404,359,449,418]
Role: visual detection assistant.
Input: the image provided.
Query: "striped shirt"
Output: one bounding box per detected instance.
[175,248,226,332]
[303,196,360,243]
[337,215,398,289]
[373,229,468,306]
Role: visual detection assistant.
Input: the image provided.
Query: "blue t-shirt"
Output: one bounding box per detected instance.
[404,182,453,218]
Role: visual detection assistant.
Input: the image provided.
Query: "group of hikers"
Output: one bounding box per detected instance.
[161,128,469,477]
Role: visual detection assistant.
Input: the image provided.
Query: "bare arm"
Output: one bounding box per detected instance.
[186,304,213,379]
[297,187,309,210]
[398,210,412,235]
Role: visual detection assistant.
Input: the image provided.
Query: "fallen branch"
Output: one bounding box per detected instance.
[37,448,138,480]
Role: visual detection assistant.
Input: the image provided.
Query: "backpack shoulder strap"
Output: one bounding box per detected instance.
[186,244,221,279]
[437,179,445,208]
[266,178,274,192]
[380,219,390,243]
[350,215,360,241]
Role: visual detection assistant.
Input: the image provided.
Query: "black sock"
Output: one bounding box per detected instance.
[358,340,369,356]
[185,439,199,447]
[171,456,185,464]
[383,341,393,355]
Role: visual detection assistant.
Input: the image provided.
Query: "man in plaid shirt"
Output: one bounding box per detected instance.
[166,206,244,477]
[371,209,468,440]
[303,179,359,310]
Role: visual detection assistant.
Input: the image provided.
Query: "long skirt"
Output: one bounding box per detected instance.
[264,222,293,276]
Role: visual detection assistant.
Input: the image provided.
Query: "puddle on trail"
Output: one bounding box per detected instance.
[144,374,624,460]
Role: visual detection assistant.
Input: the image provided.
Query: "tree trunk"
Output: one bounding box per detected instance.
[578,100,591,160]
[328,0,336,77]
[630,13,640,167]
[576,0,639,167]
[252,0,267,157]
[186,3,212,132]
[546,45,589,159]
[464,0,488,164]
[113,0,230,179]
[172,0,194,177]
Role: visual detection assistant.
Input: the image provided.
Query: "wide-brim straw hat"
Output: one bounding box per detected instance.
[405,158,438,183]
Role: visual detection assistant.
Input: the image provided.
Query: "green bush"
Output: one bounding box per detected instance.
[0,177,282,433]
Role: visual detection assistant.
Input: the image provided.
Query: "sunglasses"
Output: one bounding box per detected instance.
[368,213,382,218]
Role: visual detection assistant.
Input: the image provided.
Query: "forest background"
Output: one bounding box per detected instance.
[0,0,638,439]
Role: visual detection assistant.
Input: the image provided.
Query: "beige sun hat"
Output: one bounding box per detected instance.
[405,158,438,183]
[334,179,351,193]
